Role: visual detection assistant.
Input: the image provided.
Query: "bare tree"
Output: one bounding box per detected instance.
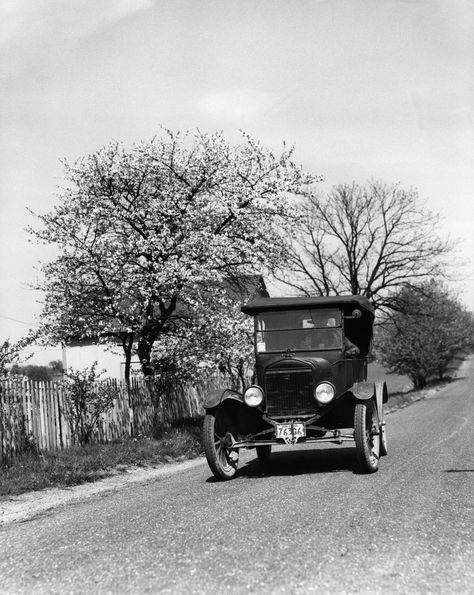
[275,181,452,315]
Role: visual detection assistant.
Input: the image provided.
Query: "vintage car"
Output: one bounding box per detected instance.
[203,295,388,480]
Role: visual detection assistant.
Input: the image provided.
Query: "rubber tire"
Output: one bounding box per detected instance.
[256,445,272,462]
[376,382,388,457]
[354,398,380,473]
[203,411,239,481]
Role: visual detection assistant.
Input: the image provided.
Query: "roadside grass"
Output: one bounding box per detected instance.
[0,419,204,498]
[385,376,455,413]
[384,356,466,413]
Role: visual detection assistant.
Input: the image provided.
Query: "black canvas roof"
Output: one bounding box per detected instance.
[241,295,375,317]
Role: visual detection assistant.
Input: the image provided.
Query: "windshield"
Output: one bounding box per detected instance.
[255,308,343,353]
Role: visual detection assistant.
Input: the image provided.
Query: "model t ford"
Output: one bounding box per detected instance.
[203,295,388,480]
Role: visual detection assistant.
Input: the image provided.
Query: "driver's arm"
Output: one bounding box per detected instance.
[344,337,360,356]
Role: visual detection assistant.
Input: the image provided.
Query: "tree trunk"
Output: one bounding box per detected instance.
[146,378,164,438]
[120,332,134,388]
[438,365,444,381]
[137,297,177,377]
[412,372,427,390]
[137,337,156,377]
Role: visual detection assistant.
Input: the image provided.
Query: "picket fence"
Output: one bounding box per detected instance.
[0,377,216,462]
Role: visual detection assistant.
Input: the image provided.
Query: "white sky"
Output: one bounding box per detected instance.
[1,0,473,343]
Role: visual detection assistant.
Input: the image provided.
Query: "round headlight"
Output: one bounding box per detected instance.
[315,382,335,404]
[244,385,264,407]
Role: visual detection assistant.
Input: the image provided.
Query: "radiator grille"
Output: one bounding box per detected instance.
[264,367,315,416]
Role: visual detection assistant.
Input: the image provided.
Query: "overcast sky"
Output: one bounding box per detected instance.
[1,0,473,343]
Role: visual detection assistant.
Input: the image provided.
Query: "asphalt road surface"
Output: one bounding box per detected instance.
[1,358,473,594]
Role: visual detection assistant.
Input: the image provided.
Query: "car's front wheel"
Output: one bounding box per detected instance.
[203,409,239,481]
[354,398,380,473]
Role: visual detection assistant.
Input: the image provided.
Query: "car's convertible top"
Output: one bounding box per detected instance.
[241,295,375,317]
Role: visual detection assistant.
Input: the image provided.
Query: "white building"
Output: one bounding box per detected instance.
[23,341,141,380]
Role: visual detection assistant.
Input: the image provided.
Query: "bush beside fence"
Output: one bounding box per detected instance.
[0,377,214,462]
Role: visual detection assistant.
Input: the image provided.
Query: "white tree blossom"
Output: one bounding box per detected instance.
[30,130,319,379]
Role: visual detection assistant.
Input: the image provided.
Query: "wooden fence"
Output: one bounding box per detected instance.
[0,377,217,462]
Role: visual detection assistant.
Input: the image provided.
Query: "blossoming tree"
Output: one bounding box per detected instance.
[150,288,256,392]
[31,130,319,382]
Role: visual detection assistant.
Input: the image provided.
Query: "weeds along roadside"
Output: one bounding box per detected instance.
[0,418,204,498]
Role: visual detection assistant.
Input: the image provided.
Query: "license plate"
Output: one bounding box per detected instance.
[275,422,306,444]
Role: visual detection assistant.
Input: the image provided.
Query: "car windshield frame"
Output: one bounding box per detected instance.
[254,308,344,353]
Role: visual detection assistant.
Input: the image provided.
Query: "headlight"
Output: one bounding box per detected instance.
[244,385,264,407]
[314,382,335,404]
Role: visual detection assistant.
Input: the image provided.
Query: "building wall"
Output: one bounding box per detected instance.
[63,343,141,380]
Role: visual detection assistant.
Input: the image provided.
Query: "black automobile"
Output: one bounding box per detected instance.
[203,295,388,480]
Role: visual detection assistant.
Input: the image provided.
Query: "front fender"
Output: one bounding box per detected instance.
[375,381,388,413]
[203,388,244,411]
[352,381,388,419]
[376,381,388,404]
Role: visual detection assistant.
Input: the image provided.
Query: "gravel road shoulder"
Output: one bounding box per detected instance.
[0,458,205,526]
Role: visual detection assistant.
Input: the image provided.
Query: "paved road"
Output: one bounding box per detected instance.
[1,359,473,594]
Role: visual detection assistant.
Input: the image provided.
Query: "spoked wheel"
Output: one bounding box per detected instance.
[354,398,380,473]
[203,409,239,481]
[256,445,272,462]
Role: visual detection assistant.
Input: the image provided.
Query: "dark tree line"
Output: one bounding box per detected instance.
[376,282,473,389]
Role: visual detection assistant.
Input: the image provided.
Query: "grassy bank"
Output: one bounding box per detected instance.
[384,355,466,413]
[385,377,452,413]
[0,420,204,498]
[0,373,460,498]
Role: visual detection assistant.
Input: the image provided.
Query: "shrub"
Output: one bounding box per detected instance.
[62,363,118,445]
